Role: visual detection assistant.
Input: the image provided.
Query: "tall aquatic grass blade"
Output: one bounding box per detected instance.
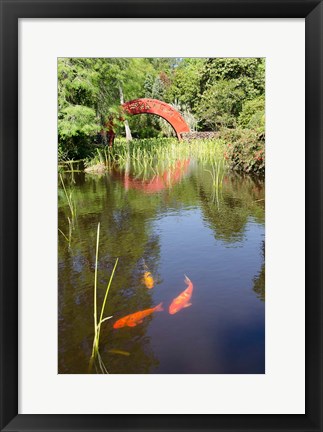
[67,217,72,244]
[95,257,119,353]
[100,316,113,324]
[98,259,119,325]
[58,228,69,243]
[97,351,109,374]
[89,222,119,373]
[59,174,74,216]
[89,223,100,371]
[59,173,77,235]
[91,222,100,359]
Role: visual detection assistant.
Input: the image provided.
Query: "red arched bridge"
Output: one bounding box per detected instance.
[122,98,190,139]
[106,98,190,145]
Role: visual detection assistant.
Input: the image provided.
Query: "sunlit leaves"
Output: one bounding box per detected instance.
[58,105,100,138]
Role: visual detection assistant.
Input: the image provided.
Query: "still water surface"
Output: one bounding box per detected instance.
[58,159,265,374]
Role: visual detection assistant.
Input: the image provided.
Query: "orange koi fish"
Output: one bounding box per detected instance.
[142,271,154,289]
[169,275,193,315]
[113,303,163,329]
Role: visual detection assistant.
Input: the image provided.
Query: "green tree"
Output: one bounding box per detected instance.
[166,58,205,108]
[238,95,265,133]
[58,58,102,157]
[196,58,265,130]
[200,58,265,96]
[196,80,245,129]
[58,58,155,156]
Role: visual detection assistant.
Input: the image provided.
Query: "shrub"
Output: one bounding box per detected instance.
[59,135,97,160]
[221,128,265,175]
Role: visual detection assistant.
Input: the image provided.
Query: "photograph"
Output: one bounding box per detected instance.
[58,57,265,374]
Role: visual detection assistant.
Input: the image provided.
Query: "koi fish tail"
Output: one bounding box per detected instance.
[184,274,192,285]
[184,274,193,293]
[155,302,164,312]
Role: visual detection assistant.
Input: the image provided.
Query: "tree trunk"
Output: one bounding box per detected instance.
[119,85,132,141]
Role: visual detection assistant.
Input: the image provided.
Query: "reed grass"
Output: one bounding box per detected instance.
[84,137,226,173]
[205,158,227,208]
[84,148,114,171]
[58,227,69,243]
[205,158,226,189]
[89,222,119,373]
[59,173,77,223]
[58,174,77,247]
[58,159,84,180]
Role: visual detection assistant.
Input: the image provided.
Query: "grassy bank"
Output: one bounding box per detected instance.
[60,133,265,177]
[84,137,225,166]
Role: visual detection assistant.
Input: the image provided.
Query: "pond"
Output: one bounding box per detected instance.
[58,158,265,374]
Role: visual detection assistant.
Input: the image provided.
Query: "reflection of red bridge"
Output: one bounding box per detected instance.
[113,159,190,194]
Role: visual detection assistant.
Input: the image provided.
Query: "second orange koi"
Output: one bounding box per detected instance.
[142,271,154,289]
[113,303,163,329]
[169,275,193,315]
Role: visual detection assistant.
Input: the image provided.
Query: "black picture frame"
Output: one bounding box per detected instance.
[1,1,322,431]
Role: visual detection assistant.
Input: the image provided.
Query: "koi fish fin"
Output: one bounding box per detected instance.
[155,302,164,312]
[127,322,137,327]
[184,303,192,308]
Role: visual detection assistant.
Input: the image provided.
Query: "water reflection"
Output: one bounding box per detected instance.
[58,159,265,374]
[253,241,265,301]
[112,158,191,194]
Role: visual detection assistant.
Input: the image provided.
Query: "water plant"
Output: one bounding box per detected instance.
[221,128,265,175]
[59,173,77,224]
[84,148,113,172]
[58,174,78,246]
[204,158,227,208]
[89,222,119,373]
[83,137,226,176]
[205,158,226,189]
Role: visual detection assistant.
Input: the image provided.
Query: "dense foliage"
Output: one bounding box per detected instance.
[222,128,265,174]
[58,57,265,174]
